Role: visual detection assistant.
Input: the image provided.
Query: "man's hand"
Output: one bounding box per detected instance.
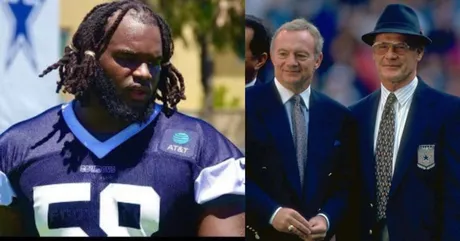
[307,215,328,240]
[271,208,312,239]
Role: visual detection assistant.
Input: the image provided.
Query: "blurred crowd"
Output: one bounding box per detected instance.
[246,0,460,106]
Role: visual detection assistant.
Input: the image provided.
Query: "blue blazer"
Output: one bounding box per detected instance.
[246,82,358,241]
[349,79,460,241]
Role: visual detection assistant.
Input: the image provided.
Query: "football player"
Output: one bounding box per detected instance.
[0,0,245,237]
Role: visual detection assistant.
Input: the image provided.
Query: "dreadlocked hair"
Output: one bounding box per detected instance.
[39,0,186,115]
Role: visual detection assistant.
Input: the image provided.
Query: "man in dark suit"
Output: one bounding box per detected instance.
[245,15,271,87]
[349,4,460,241]
[246,18,358,241]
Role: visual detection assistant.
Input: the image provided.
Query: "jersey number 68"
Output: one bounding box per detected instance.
[33,183,160,236]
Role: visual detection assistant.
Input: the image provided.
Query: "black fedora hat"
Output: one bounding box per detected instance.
[362,4,432,46]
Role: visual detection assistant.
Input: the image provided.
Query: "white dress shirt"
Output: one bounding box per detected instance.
[274,77,310,133]
[246,78,257,88]
[373,76,418,175]
[268,78,330,230]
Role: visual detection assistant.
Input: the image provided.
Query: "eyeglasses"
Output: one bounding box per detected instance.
[372,42,412,55]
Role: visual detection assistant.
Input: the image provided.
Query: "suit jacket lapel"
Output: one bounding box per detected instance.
[363,90,380,201]
[262,82,302,196]
[390,79,435,197]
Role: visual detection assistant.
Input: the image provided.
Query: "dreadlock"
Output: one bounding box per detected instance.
[39,0,186,115]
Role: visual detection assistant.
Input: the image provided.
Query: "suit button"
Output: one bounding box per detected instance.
[318,208,321,212]
[370,203,373,208]
[369,229,373,235]
[328,172,332,176]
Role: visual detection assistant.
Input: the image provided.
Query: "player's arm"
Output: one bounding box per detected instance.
[195,157,245,237]
[0,206,23,236]
[0,128,25,236]
[0,172,22,236]
[198,196,245,236]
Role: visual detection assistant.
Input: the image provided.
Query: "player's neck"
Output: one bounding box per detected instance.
[73,100,131,137]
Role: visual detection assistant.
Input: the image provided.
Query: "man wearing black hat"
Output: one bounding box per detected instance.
[348,3,460,241]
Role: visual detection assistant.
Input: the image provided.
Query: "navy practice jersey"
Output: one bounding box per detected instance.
[0,101,245,237]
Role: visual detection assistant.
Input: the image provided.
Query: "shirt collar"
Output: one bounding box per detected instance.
[380,76,418,107]
[246,78,257,88]
[274,77,311,109]
[61,100,162,159]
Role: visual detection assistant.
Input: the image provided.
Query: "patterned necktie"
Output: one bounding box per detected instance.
[291,95,308,187]
[375,92,397,220]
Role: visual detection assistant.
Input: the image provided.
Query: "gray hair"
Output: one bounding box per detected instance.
[270,18,324,58]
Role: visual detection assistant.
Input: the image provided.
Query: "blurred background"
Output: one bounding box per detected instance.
[0,0,244,151]
[246,0,460,105]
